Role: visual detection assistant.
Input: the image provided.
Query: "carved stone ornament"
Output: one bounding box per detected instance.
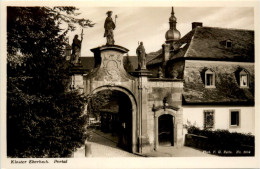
[103,54,121,82]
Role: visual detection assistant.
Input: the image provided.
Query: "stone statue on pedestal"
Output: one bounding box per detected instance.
[136,42,147,70]
[71,34,83,64]
[104,11,116,45]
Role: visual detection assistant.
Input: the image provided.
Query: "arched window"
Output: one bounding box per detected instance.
[205,68,215,88]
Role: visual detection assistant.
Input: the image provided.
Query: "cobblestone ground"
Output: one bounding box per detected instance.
[73,129,215,157]
[73,129,138,157]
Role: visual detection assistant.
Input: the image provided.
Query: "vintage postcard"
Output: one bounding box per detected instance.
[1,0,259,168]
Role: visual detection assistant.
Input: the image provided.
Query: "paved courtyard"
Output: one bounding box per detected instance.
[73,129,215,157]
[73,129,138,157]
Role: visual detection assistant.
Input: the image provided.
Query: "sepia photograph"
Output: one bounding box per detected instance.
[1,0,259,168]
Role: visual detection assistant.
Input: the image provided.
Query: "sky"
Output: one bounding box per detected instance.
[68,7,254,56]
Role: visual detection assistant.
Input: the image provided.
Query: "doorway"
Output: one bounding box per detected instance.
[158,114,174,146]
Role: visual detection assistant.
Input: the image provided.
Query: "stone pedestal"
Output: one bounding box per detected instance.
[70,63,88,93]
[91,45,129,71]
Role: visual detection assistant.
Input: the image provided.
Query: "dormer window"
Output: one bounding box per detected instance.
[205,69,215,88]
[235,67,250,88]
[226,39,232,48]
[239,69,249,88]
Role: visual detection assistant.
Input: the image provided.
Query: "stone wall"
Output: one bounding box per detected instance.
[146,79,184,148]
[148,79,183,107]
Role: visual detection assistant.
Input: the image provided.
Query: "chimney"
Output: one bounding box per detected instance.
[162,44,170,62]
[192,22,203,30]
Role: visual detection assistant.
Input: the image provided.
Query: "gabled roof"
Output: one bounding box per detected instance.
[173,27,254,62]
[147,26,254,66]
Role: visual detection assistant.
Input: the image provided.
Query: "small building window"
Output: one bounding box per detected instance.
[226,39,232,48]
[205,69,215,88]
[204,110,214,129]
[230,110,240,127]
[239,70,249,88]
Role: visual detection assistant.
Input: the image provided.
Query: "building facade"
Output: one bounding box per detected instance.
[68,7,255,154]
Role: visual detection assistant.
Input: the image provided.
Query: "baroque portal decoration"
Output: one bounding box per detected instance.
[103,54,121,82]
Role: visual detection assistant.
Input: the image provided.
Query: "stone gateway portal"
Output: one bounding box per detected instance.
[71,44,184,154]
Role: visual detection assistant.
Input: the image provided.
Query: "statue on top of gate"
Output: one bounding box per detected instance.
[104,11,117,45]
[71,31,83,64]
[136,42,147,70]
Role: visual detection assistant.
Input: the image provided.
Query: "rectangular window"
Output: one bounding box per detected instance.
[226,41,232,48]
[230,110,240,127]
[204,110,214,129]
[204,69,215,88]
[206,74,213,86]
[240,74,248,87]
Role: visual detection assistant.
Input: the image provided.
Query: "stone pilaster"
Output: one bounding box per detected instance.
[176,107,183,147]
[134,70,151,154]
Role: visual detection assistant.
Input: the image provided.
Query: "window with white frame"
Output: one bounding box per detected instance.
[239,70,249,88]
[204,110,214,129]
[205,69,215,88]
[230,110,240,127]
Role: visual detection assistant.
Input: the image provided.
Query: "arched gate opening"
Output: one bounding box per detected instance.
[99,90,132,150]
[88,86,137,153]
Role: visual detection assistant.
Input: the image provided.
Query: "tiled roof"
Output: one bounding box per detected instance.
[79,57,95,70]
[147,53,163,65]
[146,49,163,65]
[183,61,254,105]
[147,27,254,66]
[173,27,254,62]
